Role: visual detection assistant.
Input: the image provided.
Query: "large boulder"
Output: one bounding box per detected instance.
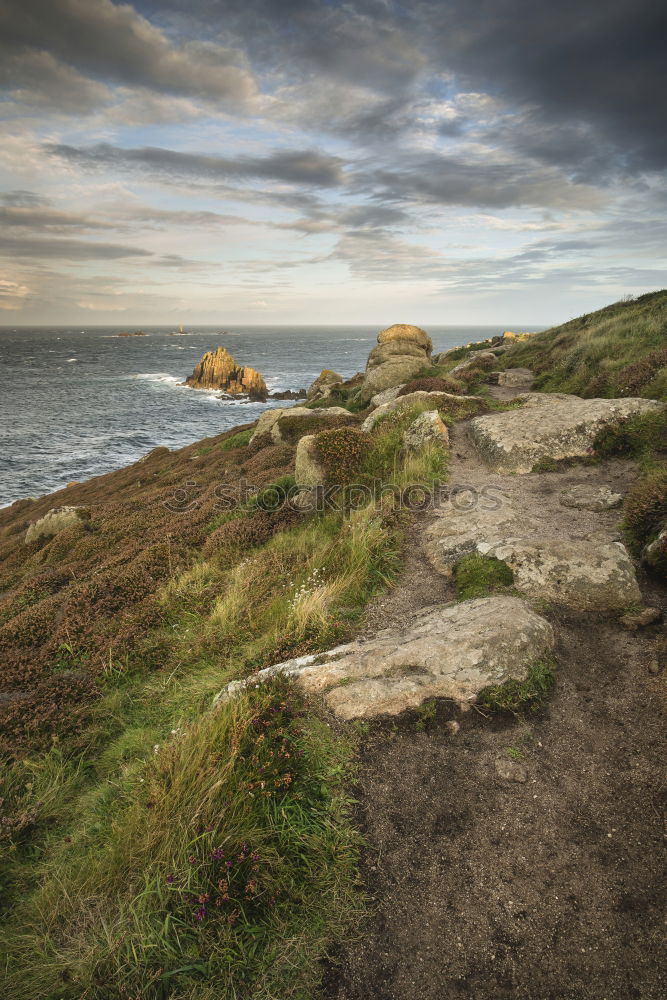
[402,410,449,452]
[306,369,343,402]
[360,357,426,401]
[423,479,643,610]
[295,435,327,489]
[449,351,497,376]
[470,393,663,474]
[214,595,555,720]
[370,385,405,408]
[25,506,89,544]
[358,324,433,403]
[478,537,641,611]
[250,405,354,444]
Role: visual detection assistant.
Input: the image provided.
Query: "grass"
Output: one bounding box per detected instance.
[477,659,556,716]
[454,554,514,601]
[2,680,363,999]
[0,392,451,998]
[497,289,667,401]
[220,428,254,451]
[592,409,667,559]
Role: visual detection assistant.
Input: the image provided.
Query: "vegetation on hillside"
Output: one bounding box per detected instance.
[0,398,449,998]
[498,290,667,400]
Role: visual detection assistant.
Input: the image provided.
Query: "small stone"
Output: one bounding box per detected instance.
[619,607,662,630]
[495,758,528,783]
[446,720,460,735]
[648,659,660,675]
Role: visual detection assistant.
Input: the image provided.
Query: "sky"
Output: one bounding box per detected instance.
[0,0,665,326]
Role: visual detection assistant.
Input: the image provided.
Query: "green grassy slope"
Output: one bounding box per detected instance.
[498,289,667,400]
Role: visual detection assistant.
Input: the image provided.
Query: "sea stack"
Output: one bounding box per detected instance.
[185,346,268,400]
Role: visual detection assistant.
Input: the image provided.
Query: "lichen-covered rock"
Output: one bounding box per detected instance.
[362,390,480,432]
[295,435,327,489]
[402,410,449,452]
[370,385,405,408]
[214,595,555,720]
[424,486,642,610]
[559,484,623,511]
[376,323,432,351]
[358,324,433,403]
[185,346,267,399]
[478,537,641,610]
[470,393,663,474]
[306,369,343,402]
[360,357,425,401]
[25,506,89,544]
[250,406,353,444]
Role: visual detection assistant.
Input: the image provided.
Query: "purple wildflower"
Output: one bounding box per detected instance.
[194,906,206,922]
[166,874,175,884]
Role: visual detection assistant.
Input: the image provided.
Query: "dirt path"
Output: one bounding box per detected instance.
[325,385,667,1000]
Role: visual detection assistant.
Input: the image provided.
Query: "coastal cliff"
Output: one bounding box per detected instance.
[1,291,666,1000]
[185,345,268,399]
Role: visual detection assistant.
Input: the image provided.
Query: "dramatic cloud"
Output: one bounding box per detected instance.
[0,0,664,323]
[49,143,348,188]
[0,0,256,104]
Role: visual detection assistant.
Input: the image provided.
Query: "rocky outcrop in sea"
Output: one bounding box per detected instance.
[185,345,268,400]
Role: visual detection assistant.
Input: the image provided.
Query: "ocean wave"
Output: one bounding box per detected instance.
[132,372,182,384]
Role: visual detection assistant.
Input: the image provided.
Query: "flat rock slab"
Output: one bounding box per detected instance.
[423,474,641,610]
[479,536,641,611]
[559,483,623,511]
[214,596,555,720]
[470,393,662,474]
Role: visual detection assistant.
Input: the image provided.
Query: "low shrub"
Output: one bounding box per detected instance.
[615,347,667,397]
[399,376,464,396]
[220,428,253,451]
[623,466,667,554]
[314,427,372,482]
[593,409,667,461]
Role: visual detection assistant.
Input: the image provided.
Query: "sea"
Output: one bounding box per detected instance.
[0,325,541,508]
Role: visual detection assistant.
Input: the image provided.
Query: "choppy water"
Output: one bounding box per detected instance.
[0,324,539,507]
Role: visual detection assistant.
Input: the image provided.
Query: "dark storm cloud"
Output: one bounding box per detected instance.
[49,143,347,188]
[144,0,666,170]
[0,0,255,103]
[417,0,667,170]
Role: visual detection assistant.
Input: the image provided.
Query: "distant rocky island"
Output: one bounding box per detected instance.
[185,345,268,400]
[116,330,147,337]
[184,345,308,401]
